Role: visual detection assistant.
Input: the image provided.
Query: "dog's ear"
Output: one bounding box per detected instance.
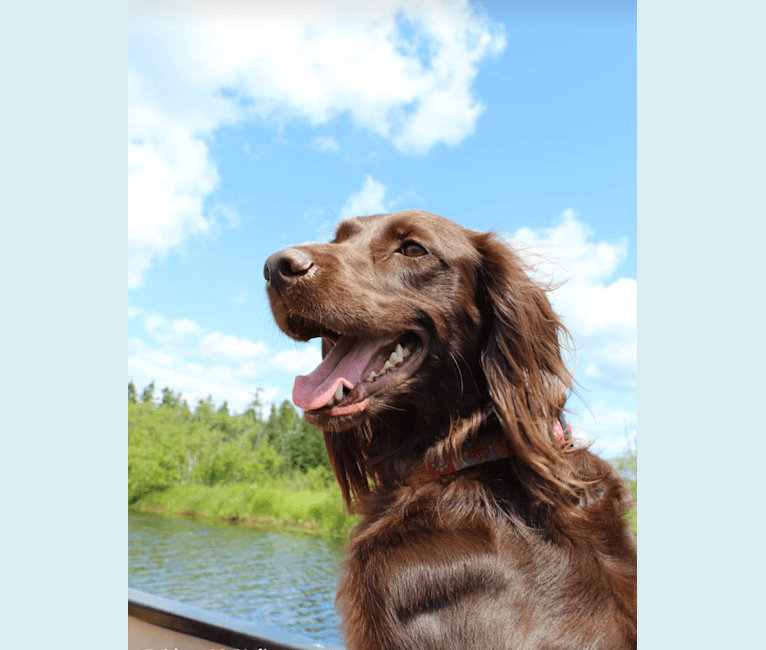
[474,232,581,506]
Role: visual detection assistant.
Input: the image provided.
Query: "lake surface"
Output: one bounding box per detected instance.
[128,510,346,646]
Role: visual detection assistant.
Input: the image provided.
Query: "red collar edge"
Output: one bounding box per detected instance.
[411,416,573,482]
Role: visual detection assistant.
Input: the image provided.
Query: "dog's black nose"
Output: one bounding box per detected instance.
[264,248,315,292]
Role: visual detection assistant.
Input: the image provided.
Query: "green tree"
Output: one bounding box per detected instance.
[140,381,155,404]
[128,400,184,502]
[242,393,265,449]
[193,395,215,422]
[252,440,283,476]
[262,400,305,459]
[287,419,330,472]
[258,400,330,473]
[243,390,263,422]
[160,386,180,409]
[128,381,137,404]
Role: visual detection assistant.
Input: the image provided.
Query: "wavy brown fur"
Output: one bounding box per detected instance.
[265,210,636,649]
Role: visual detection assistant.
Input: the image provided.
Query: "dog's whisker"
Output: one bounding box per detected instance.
[449,351,465,397]
[454,350,481,394]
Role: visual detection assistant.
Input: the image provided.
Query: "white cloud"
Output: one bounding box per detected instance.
[129,332,275,413]
[142,313,204,345]
[388,187,426,210]
[506,209,637,393]
[171,318,202,339]
[128,1,505,286]
[573,402,637,458]
[128,312,324,413]
[232,289,249,305]
[128,76,223,288]
[339,176,390,218]
[235,362,259,379]
[311,136,341,154]
[337,178,425,221]
[143,313,167,340]
[269,344,323,375]
[198,332,268,361]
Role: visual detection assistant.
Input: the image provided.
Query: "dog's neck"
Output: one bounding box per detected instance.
[409,414,572,483]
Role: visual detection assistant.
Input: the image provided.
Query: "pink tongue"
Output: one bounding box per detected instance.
[293,335,390,411]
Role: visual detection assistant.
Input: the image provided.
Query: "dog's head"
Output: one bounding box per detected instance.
[265,210,577,506]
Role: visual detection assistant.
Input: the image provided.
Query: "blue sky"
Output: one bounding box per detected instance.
[128,0,636,457]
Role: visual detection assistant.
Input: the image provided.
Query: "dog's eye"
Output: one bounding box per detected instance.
[398,241,428,258]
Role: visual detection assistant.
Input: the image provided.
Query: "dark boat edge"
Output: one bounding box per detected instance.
[128,587,344,650]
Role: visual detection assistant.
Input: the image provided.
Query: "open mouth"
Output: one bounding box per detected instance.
[292,330,425,418]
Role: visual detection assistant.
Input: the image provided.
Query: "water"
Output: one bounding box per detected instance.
[128,511,346,646]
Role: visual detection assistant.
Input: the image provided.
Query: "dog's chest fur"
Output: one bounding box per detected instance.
[336,460,636,650]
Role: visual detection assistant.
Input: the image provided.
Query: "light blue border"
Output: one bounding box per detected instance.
[639,0,763,647]
[2,0,126,645]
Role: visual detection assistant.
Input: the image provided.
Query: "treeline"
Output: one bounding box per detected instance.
[129,380,635,538]
[128,381,331,505]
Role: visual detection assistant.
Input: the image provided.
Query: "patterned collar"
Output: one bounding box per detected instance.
[409,414,573,483]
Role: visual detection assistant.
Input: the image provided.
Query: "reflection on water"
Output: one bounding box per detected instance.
[128,511,346,645]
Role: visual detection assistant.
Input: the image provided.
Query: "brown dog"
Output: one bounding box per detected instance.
[265,210,636,650]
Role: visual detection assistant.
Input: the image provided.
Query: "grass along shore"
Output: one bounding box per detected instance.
[130,482,359,538]
[130,479,637,541]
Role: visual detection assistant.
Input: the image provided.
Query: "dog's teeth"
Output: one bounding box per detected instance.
[334,384,345,402]
[363,344,414,384]
[360,345,415,385]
